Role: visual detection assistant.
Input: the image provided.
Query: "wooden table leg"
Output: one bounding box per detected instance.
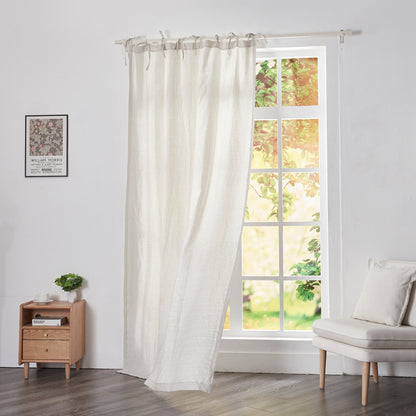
[36,363,41,370]
[76,360,81,371]
[24,363,29,379]
[65,364,71,380]
[362,362,370,406]
[371,362,379,383]
[319,349,327,390]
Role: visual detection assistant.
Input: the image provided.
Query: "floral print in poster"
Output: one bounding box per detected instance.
[29,118,64,156]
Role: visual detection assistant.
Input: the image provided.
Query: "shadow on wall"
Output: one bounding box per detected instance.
[0,223,14,313]
[84,301,96,369]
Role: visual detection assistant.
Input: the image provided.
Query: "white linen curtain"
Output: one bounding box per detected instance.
[123,35,256,392]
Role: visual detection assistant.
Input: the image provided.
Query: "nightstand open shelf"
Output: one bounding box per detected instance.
[18,300,85,379]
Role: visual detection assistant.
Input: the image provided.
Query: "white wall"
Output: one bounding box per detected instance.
[1,0,416,374]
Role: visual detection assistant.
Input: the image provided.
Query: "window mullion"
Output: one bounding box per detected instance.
[278,156,284,331]
[230,245,243,333]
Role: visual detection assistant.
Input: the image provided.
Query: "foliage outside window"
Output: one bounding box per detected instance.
[224,48,326,334]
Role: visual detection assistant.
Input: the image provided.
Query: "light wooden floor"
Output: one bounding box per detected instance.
[1,368,416,415]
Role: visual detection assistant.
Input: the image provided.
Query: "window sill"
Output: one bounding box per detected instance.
[220,336,314,351]
[222,335,313,342]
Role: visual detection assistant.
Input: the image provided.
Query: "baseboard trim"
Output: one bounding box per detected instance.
[343,359,416,377]
[216,351,343,374]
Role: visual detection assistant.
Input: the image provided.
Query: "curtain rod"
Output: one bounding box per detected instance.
[264,29,354,43]
[115,29,355,46]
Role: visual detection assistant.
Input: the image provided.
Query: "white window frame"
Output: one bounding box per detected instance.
[224,46,328,339]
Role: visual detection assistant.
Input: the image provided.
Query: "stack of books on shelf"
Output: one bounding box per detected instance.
[32,315,67,326]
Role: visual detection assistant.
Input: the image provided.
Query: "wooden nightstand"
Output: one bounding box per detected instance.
[18,300,85,379]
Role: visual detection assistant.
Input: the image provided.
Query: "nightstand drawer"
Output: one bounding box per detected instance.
[23,328,69,340]
[22,340,69,360]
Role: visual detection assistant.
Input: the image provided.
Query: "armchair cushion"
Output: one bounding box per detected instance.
[376,260,416,327]
[351,259,416,326]
[313,318,416,349]
[404,285,416,326]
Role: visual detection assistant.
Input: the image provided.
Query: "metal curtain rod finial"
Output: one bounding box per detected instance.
[340,29,353,43]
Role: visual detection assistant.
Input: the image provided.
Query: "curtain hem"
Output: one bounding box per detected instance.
[118,369,212,393]
[118,368,147,379]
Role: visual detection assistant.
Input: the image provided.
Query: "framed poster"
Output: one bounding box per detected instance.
[25,114,68,177]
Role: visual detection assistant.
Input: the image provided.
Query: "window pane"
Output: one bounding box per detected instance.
[283,173,320,222]
[284,280,321,330]
[243,280,280,330]
[283,226,320,276]
[223,305,230,330]
[282,58,318,106]
[255,60,277,107]
[242,227,278,276]
[246,173,278,222]
[252,120,278,169]
[282,119,319,168]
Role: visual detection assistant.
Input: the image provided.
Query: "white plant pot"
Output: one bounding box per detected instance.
[66,291,77,303]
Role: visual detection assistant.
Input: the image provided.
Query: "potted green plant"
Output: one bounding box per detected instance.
[55,273,83,303]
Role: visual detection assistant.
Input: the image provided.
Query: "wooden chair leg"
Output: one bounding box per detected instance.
[371,362,379,383]
[319,349,327,389]
[362,362,370,406]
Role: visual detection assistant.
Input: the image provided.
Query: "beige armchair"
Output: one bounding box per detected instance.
[312,317,416,406]
[312,260,416,406]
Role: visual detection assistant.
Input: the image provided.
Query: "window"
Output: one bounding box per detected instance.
[224,47,327,337]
